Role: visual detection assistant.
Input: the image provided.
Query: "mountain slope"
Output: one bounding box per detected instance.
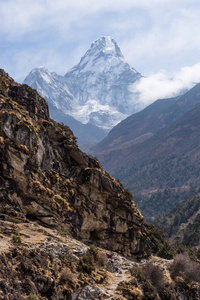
[24,67,107,145]
[91,83,200,154]
[97,100,200,219]
[158,191,200,247]
[0,68,151,257]
[23,66,78,112]
[48,103,107,146]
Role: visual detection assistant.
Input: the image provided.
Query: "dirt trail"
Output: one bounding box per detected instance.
[104,269,131,299]
[99,253,137,299]
[0,220,172,299]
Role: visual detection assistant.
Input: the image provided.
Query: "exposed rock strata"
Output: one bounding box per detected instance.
[0,69,150,257]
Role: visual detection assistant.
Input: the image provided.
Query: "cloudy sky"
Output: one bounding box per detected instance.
[1,0,200,104]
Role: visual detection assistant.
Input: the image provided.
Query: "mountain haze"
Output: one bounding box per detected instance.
[95,85,200,219]
[91,83,200,154]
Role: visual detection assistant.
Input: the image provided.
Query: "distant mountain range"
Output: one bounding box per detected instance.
[91,83,200,154]
[23,36,200,225]
[91,83,200,220]
[24,36,142,145]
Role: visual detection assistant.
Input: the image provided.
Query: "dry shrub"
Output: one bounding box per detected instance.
[59,267,75,284]
[25,294,38,300]
[98,252,108,266]
[142,262,166,292]
[12,235,22,245]
[183,260,200,283]
[170,253,200,283]
[78,244,99,274]
[130,287,143,299]
[170,253,189,279]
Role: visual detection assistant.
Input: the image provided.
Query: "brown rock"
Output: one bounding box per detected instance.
[0,69,151,257]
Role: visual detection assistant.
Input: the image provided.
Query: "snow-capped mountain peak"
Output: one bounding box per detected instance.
[68,36,126,75]
[24,66,78,112]
[24,36,142,134]
[91,36,124,59]
[64,36,142,115]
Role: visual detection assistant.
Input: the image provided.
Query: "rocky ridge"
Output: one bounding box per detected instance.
[0,68,150,257]
[90,81,200,155]
[23,66,108,146]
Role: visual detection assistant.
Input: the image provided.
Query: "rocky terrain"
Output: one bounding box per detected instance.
[0,69,200,299]
[0,68,151,257]
[0,220,199,299]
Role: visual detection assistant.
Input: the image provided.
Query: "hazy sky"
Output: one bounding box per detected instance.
[1,0,200,103]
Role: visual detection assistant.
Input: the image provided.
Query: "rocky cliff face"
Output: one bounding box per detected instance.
[0,69,150,257]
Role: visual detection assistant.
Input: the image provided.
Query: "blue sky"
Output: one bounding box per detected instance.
[1,0,200,101]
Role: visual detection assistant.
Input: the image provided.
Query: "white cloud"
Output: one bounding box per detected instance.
[1,0,193,39]
[131,63,200,106]
[1,0,200,84]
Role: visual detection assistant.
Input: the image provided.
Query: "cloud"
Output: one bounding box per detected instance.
[0,0,189,39]
[1,0,200,84]
[131,63,200,106]
[118,2,200,73]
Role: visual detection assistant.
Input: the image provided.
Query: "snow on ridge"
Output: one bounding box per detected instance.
[67,36,125,75]
[69,99,128,129]
[103,36,116,55]
[24,37,142,131]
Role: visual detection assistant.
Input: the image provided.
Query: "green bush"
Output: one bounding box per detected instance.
[159,286,176,300]
[12,235,22,245]
[131,266,159,299]
[145,223,175,259]
[141,281,157,299]
[78,245,99,274]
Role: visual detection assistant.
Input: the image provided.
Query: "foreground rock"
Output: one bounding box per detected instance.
[0,69,151,257]
[0,220,199,299]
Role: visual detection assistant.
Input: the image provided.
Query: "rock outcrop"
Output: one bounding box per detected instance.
[0,69,151,257]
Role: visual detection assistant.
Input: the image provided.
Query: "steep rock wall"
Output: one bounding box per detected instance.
[0,69,151,257]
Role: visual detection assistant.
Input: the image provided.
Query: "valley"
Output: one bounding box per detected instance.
[1,36,200,299]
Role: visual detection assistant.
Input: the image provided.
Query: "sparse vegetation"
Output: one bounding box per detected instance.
[170,253,200,283]
[78,244,99,274]
[25,294,39,300]
[114,153,200,221]
[59,267,75,284]
[142,262,165,292]
[12,235,22,245]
